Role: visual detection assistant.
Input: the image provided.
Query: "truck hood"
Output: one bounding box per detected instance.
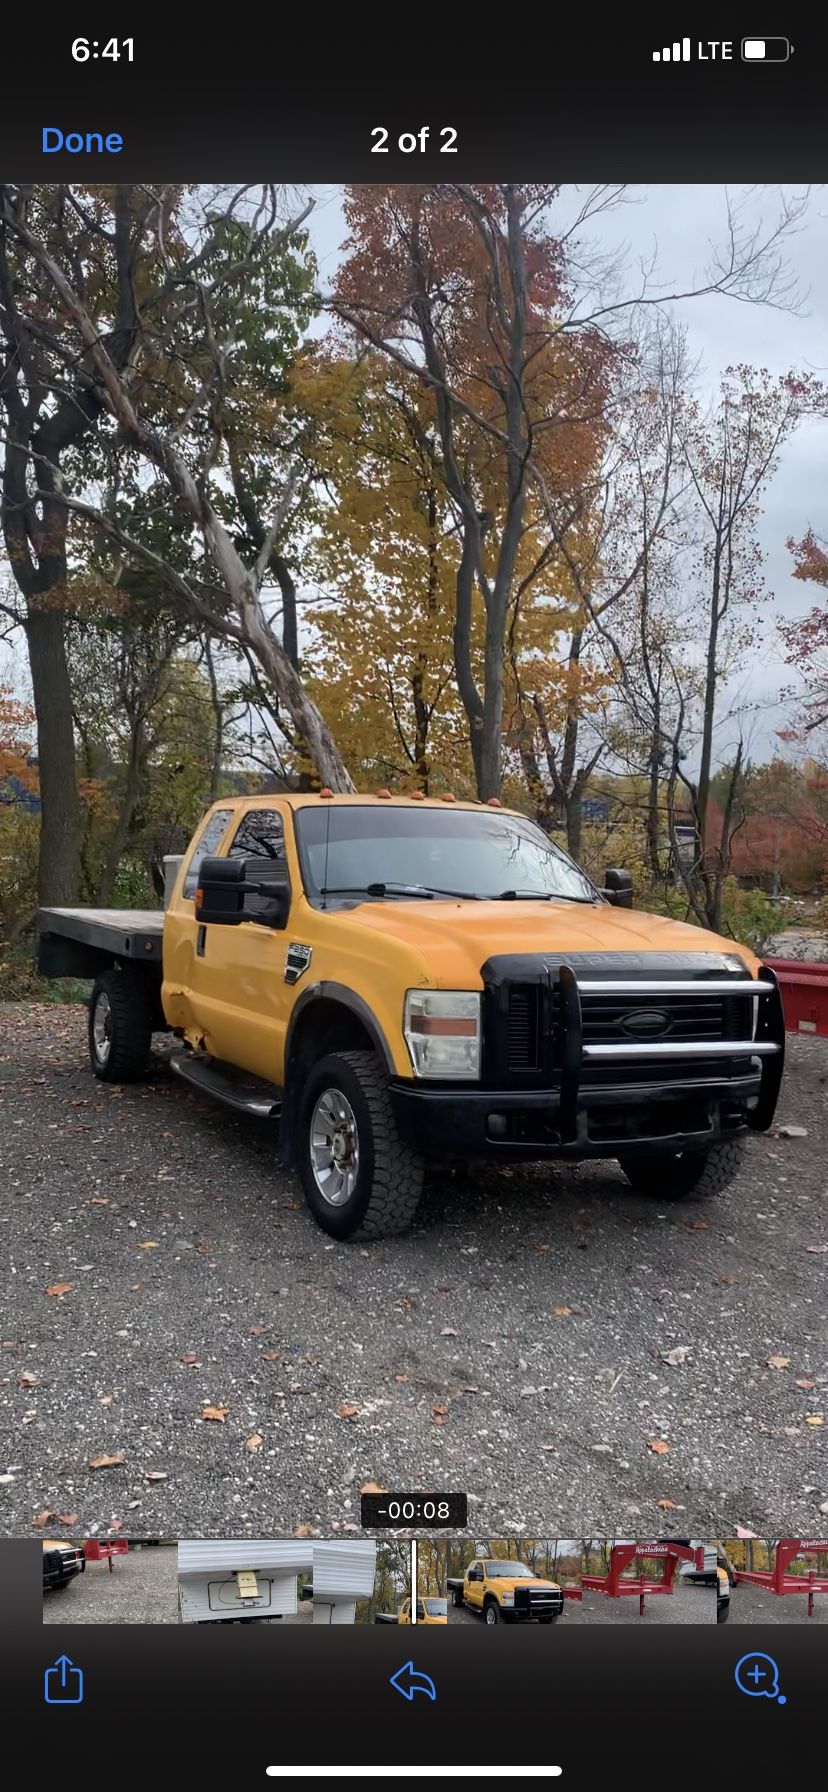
[491,1575,561,1592]
[341,898,755,986]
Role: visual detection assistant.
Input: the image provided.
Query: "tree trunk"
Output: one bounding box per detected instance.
[24,604,83,906]
[96,726,145,904]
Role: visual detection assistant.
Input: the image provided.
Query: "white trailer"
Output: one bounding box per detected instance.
[178,1540,312,1624]
[312,1539,377,1625]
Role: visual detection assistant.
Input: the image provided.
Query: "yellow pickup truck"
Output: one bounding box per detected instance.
[448,1558,565,1624]
[398,1596,448,1624]
[37,792,785,1240]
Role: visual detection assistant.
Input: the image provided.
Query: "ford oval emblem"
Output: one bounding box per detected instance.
[621,1008,672,1039]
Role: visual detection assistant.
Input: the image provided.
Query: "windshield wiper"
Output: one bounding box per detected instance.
[319,882,480,901]
[495,889,597,905]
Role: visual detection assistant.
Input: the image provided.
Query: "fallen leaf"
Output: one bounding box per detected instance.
[554,1306,575,1317]
[336,1402,359,1420]
[657,1498,676,1510]
[766,1355,791,1370]
[647,1440,671,1455]
[682,1219,709,1232]
[805,1244,828,1254]
[795,1379,815,1390]
[144,1471,168,1483]
[280,1201,301,1212]
[661,1346,693,1366]
[137,1241,159,1250]
[90,1196,110,1206]
[179,1354,200,1366]
[440,1326,459,1337]
[245,1433,264,1452]
[107,1520,124,1534]
[248,1325,268,1336]
[293,1523,314,1537]
[31,1510,54,1528]
[17,1370,40,1387]
[201,1406,229,1423]
[56,1513,79,1526]
[716,1273,740,1285]
[97,1394,113,1406]
[45,1283,73,1298]
[360,1481,388,1495]
[88,1451,126,1470]
[805,1415,824,1427]
[533,1242,551,1253]
[393,1373,409,1384]
[261,1351,280,1361]
[432,1403,449,1426]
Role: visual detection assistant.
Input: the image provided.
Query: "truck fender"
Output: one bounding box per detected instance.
[279,982,396,1162]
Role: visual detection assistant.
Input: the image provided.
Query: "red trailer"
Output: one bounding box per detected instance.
[565,1542,705,1616]
[83,1539,129,1572]
[764,957,828,1038]
[732,1539,828,1616]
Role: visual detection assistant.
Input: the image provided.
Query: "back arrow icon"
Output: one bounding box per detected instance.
[389,1660,437,1702]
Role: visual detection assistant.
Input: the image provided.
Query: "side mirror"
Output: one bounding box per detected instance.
[603,867,633,909]
[195,856,289,930]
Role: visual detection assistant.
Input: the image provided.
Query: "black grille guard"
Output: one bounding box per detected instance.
[555,963,784,1139]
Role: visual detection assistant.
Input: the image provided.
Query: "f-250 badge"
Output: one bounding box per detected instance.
[285,942,313,985]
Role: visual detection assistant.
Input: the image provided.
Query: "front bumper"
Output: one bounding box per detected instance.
[389,966,785,1161]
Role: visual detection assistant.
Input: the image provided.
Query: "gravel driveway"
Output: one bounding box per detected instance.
[2,1004,825,1537]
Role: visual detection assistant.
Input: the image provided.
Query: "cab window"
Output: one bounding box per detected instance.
[229,808,286,861]
[182,808,234,900]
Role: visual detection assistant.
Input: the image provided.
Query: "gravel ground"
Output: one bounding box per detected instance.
[2,1005,826,1537]
[449,1581,714,1623]
[42,1542,178,1623]
[724,1584,828,1624]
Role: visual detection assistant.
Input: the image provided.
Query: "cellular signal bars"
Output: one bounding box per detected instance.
[653,39,691,62]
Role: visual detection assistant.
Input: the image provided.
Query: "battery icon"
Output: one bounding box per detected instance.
[741,37,792,61]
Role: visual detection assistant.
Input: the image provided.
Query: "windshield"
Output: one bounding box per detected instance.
[484,1561,536,1578]
[294,806,597,905]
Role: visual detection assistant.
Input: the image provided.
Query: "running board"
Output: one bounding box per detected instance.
[170,1053,282,1119]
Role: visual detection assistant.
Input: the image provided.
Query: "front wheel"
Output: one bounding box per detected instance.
[717,1601,730,1624]
[296,1050,425,1240]
[618,1137,745,1200]
[88,969,154,1083]
[484,1600,500,1625]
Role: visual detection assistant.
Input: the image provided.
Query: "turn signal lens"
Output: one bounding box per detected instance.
[403,991,481,1080]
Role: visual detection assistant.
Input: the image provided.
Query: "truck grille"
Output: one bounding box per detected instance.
[502,983,753,1074]
[513,1585,564,1617]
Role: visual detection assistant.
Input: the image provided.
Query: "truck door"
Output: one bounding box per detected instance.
[183,804,294,1083]
[466,1563,483,1608]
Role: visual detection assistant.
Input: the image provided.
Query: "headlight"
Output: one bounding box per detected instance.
[403,990,481,1080]
[499,1592,514,1606]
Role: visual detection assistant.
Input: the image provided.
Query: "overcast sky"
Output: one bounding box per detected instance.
[306,183,828,763]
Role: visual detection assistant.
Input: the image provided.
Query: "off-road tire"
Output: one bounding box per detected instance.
[452,1587,464,1608]
[88,968,154,1083]
[717,1601,730,1624]
[483,1599,500,1625]
[538,1614,557,1624]
[618,1137,745,1201]
[297,1049,425,1241]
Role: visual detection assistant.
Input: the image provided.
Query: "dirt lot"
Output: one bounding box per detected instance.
[43,1542,178,1623]
[449,1581,714,1624]
[724,1583,828,1624]
[2,1004,826,1537]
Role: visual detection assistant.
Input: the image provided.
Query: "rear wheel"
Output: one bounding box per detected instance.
[618,1137,745,1200]
[88,969,154,1083]
[296,1050,424,1240]
[452,1587,463,1608]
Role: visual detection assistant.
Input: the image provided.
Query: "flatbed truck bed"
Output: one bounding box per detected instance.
[37,906,164,978]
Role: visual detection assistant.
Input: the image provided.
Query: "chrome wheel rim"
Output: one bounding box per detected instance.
[485,1605,497,1624]
[310,1087,360,1207]
[93,993,112,1065]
